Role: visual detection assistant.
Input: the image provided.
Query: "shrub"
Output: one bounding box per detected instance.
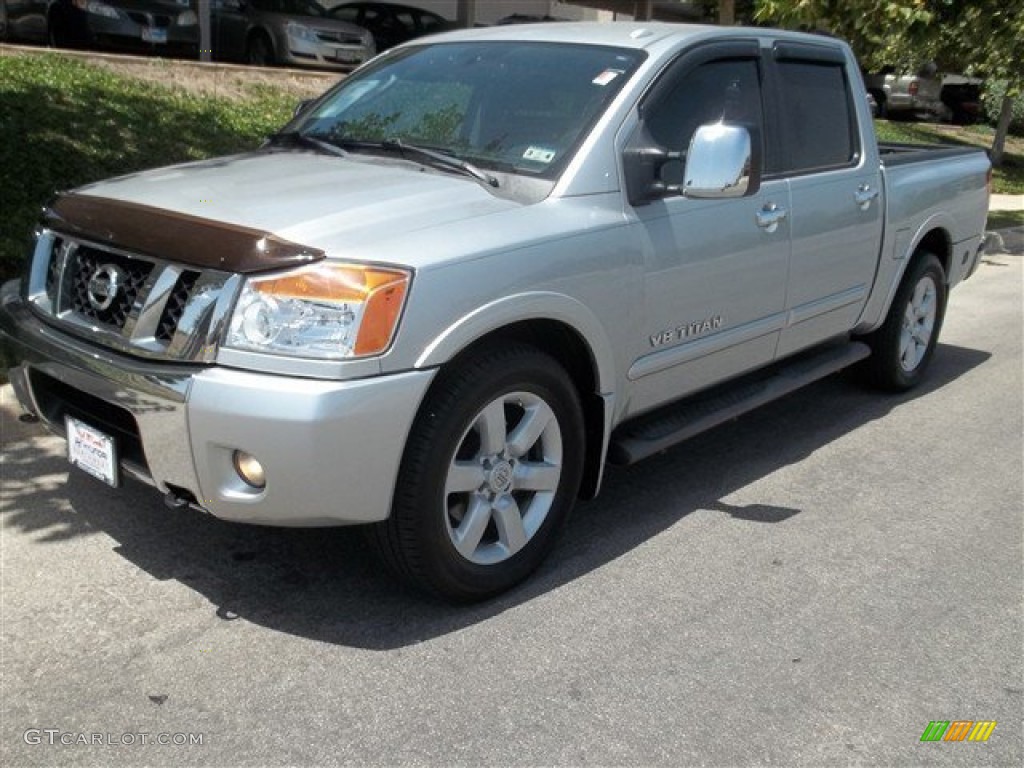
[983,80,1024,135]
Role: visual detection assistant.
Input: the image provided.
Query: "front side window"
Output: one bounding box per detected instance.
[646,58,764,157]
[290,42,645,179]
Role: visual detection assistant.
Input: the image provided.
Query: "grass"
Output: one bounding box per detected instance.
[874,119,1024,195]
[0,53,296,284]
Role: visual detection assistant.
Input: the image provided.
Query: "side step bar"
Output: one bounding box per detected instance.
[608,341,871,465]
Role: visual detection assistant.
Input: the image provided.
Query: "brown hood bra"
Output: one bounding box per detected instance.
[44,193,325,274]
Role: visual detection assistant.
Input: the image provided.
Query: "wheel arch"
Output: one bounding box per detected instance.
[414,293,619,500]
[247,26,276,57]
[913,225,952,280]
[857,219,952,335]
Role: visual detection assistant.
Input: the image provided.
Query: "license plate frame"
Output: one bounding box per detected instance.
[142,27,167,44]
[66,415,120,488]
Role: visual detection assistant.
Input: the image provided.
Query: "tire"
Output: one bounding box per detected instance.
[369,344,585,601]
[47,12,68,48]
[860,252,947,391]
[246,33,274,67]
[871,91,888,119]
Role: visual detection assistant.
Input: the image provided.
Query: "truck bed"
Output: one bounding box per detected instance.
[879,142,987,167]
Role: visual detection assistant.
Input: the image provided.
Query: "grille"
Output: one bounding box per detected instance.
[156,271,199,343]
[26,232,235,363]
[69,247,153,330]
[45,239,62,301]
[317,32,364,45]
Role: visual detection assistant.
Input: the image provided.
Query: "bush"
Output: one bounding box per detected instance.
[0,53,295,285]
[983,80,1024,135]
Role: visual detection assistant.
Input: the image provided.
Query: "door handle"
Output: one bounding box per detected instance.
[756,202,788,233]
[855,183,880,210]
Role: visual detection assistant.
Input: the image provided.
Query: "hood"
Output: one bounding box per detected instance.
[60,150,521,273]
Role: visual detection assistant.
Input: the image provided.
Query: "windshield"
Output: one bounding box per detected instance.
[290,42,645,179]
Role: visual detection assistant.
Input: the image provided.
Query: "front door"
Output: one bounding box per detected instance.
[624,45,791,417]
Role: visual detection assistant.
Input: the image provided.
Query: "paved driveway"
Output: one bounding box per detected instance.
[2,251,1021,766]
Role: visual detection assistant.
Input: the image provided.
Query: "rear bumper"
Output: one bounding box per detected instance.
[66,11,198,55]
[1,280,434,526]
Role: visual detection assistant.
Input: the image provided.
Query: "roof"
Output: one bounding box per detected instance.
[415,21,847,55]
[422,21,721,50]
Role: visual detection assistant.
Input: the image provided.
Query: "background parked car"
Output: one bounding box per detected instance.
[940,76,983,125]
[1,0,199,55]
[211,0,374,69]
[866,90,879,118]
[494,14,568,25]
[864,64,948,121]
[324,1,452,51]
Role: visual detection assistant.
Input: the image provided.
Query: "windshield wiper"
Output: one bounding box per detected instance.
[267,131,348,158]
[340,138,499,189]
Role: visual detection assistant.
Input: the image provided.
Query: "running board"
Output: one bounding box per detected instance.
[608,341,871,465]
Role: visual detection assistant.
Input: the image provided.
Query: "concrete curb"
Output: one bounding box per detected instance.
[986,227,1024,256]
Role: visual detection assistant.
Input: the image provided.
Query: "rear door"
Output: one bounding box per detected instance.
[768,43,883,358]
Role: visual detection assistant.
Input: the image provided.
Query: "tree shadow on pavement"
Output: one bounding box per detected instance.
[0,343,991,649]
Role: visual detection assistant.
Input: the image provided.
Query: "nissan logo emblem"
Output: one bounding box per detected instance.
[86,264,125,312]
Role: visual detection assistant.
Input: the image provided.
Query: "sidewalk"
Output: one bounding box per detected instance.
[990,193,1024,212]
[988,194,1023,255]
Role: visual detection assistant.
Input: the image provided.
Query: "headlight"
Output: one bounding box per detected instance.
[73,0,120,18]
[285,22,320,43]
[224,263,410,359]
[177,10,198,26]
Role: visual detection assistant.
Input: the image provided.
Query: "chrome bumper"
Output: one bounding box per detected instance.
[1,280,435,526]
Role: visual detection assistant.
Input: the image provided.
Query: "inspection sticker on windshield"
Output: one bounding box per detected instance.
[523,146,556,164]
[593,69,624,86]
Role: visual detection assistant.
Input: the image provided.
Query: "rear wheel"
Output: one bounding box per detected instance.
[860,252,947,391]
[369,344,585,601]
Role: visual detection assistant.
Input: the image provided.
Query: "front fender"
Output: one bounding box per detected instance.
[414,291,618,395]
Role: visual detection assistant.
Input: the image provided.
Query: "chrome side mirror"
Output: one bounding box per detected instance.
[683,123,760,199]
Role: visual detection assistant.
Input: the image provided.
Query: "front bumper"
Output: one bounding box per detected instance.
[1,280,434,526]
[279,33,372,72]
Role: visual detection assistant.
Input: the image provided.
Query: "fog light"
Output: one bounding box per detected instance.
[232,450,266,489]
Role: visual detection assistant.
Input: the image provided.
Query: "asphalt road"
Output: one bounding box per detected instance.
[2,250,1021,767]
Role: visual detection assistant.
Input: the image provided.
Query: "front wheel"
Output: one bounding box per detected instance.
[369,344,585,601]
[246,33,274,67]
[860,252,947,391]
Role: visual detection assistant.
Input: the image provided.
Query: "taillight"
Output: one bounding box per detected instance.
[908,80,919,97]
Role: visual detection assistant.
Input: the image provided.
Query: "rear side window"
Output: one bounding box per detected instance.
[776,60,857,173]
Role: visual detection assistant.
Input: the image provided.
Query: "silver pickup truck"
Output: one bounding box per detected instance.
[1,23,990,600]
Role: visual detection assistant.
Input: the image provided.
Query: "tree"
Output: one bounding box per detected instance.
[754,1,1023,165]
